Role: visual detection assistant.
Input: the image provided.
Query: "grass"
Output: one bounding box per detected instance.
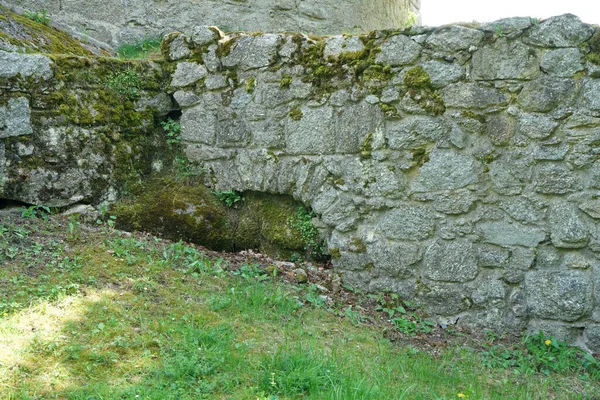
[0,209,599,399]
[115,37,162,60]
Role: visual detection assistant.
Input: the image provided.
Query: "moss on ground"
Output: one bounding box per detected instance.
[0,5,103,55]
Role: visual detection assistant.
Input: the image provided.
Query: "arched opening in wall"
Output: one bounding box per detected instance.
[0,198,27,210]
[108,174,329,263]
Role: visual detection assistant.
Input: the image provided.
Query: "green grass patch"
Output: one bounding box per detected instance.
[116,37,163,59]
[0,211,598,399]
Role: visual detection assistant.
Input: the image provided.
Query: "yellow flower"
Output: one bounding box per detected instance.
[545,339,552,346]
[457,393,466,398]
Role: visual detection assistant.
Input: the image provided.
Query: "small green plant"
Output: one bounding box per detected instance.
[495,25,504,38]
[161,118,182,150]
[289,106,303,121]
[482,330,600,378]
[104,69,141,101]
[21,205,51,220]
[116,37,162,59]
[280,75,293,89]
[24,9,50,25]
[245,77,256,94]
[67,216,81,241]
[287,206,325,259]
[213,190,245,208]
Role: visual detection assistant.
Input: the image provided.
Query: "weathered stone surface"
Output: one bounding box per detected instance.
[425,26,484,52]
[431,189,477,214]
[579,200,600,219]
[418,283,472,316]
[424,239,478,282]
[540,48,584,77]
[441,83,509,109]
[166,34,192,61]
[533,142,570,161]
[471,277,506,306]
[191,26,222,47]
[499,197,545,224]
[285,106,335,154]
[181,103,218,145]
[368,240,421,278]
[171,62,208,88]
[412,149,481,192]
[222,34,282,70]
[335,103,384,153]
[324,35,364,58]
[524,14,594,48]
[472,39,539,81]
[584,326,600,353]
[476,244,510,268]
[516,113,558,140]
[534,163,579,194]
[386,116,450,149]
[0,50,53,80]
[582,79,600,112]
[549,202,588,249]
[479,221,546,247]
[517,76,577,112]
[481,17,532,38]
[377,204,435,241]
[0,97,33,139]
[375,35,421,66]
[488,154,532,195]
[421,60,464,88]
[525,271,593,321]
[487,113,516,146]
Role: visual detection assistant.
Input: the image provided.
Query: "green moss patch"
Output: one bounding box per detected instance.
[403,66,446,116]
[0,5,103,55]
[111,177,320,258]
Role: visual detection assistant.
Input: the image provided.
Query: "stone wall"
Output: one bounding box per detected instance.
[2,0,420,46]
[163,15,600,351]
[0,49,173,206]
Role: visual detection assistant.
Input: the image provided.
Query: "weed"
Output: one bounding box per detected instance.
[482,330,600,378]
[161,118,182,150]
[116,37,162,59]
[21,205,51,220]
[213,190,245,208]
[67,216,81,241]
[24,9,50,25]
[287,206,325,259]
[104,69,141,101]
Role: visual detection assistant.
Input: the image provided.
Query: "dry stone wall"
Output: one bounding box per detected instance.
[2,0,420,46]
[165,15,600,351]
[0,50,172,206]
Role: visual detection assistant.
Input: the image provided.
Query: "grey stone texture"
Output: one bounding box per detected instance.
[4,0,420,47]
[0,50,53,80]
[6,13,600,349]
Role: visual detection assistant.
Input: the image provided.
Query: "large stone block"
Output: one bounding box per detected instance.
[285,106,335,154]
[222,34,282,70]
[423,239,478,282]
[534,163,580,194]
[412,149,481,192]
[540,48,584,77]
[478,221,546,247]
[441,83,510,109]
[377,204,435,241]
[0,50,53,80]
[525,270,593,322]
[386,116,450,150]
[171,62,208,88]
[472,39,539,81]
[0,97,33,139]
[368,240,422,279]
[548,202,589,249]
[375,34,421,66]
[517,77,577,112]
[524,14,594,48]
[425,25,484,52]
